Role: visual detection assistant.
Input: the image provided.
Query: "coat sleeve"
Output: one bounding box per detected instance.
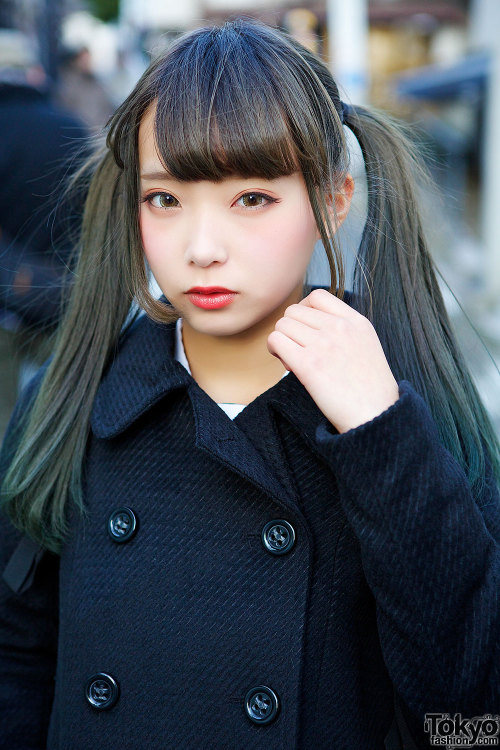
[314,381,500,723]
[0,366,59,750]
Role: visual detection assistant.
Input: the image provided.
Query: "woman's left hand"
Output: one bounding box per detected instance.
[267,288,400,433]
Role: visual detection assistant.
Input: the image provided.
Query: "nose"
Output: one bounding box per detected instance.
[184,209,228,267]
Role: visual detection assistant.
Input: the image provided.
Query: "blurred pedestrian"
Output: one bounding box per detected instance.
[0,28,88,440]
[56,45,115,132]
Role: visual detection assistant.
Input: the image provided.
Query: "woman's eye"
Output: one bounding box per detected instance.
[147,193,180,209]
[236,193,275,209]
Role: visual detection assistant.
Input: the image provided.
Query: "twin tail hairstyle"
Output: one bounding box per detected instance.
[1,18,499,553]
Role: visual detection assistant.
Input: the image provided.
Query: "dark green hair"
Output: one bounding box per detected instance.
[1,18,498,553]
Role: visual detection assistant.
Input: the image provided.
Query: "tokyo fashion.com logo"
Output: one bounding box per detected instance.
[424,713,500,747]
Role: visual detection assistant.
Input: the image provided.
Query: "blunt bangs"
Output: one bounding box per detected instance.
[149,23,327,182]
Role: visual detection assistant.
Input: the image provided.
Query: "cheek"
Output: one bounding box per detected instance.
[139,212,168,270]
[139,211,152,257]
[260,205,317,267]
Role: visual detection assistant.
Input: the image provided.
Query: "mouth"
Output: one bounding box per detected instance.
[185,287,238,310]
[186,287,237,294]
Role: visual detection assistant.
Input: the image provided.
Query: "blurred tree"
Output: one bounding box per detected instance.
[89,0,119,23]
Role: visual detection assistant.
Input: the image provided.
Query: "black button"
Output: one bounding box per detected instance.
[107,508,138,543]
[85,673,119,710]
[244,685,279,724]
[262,520,295,555]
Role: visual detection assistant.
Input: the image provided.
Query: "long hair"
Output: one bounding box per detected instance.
[1,18,499,553]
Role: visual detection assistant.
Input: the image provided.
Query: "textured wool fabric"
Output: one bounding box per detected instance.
[0,294,499,749]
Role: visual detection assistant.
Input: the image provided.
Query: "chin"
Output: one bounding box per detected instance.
[191,321,249,337]
[187,311,264,337]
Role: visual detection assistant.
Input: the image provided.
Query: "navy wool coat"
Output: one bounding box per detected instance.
[1,294,499,750]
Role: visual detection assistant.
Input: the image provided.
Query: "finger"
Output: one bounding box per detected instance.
[274,316,317,348]
[283,302,335,330]
[299,288,352,316]
[267,330,306,372]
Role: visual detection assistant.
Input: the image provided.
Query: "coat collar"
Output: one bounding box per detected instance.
[90,287,344,511]
[91,286,344,444]
[91,313,192,439]
[90,312,331,444]
[91,286,340,434]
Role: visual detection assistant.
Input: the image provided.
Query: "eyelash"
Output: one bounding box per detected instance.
[236,192,278,209]
[141,191,279,210]
[142,192,179,209]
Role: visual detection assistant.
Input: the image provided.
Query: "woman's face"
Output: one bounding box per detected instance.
[138,106,321,339]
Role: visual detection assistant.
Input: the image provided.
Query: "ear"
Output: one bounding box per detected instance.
[316,173,355,239]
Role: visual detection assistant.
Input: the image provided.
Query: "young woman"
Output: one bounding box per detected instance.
[1,18,498,750]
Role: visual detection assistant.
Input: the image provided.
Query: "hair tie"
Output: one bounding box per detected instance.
[340,101,354,124]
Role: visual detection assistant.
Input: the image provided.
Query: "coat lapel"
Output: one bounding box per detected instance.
[187,379,300,510]
[90,314,193,439]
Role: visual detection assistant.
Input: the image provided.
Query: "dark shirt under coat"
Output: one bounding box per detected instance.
[0,292,499,749]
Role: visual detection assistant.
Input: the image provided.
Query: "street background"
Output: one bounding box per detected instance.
[1,0,499,436]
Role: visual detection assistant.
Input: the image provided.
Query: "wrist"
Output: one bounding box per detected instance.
[335,384,400,434]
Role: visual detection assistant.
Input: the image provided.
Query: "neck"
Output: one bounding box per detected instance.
[181,284,303,404]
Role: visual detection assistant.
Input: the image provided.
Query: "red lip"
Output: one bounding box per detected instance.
[186,286,237,294]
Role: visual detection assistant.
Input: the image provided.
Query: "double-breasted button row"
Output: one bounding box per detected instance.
[106,509,296,556]
[86,673,280,725]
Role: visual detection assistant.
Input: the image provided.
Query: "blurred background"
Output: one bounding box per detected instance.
[0,0,498,437]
